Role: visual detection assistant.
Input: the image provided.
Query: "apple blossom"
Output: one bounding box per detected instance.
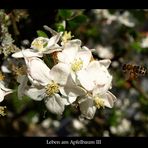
[12,32,62,59]
[76,59,116,119]
[57,39,92,82]
[23,56,86,115]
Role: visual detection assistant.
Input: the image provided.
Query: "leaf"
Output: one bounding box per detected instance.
[58,9,72,19]
[37,30,48,38]
[68,15,87,29]
[130,42,143,53]
[56,23,65,32]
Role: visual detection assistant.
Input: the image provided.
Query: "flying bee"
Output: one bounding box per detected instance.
[122,63,147,80]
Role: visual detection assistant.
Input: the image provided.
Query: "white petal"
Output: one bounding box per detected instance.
[76,47,92,68]
[77,70,95,91]
[57,40,81,63]
[50,63,70,85]
[68,96,77,104]
[1,65,11,73]
[68,39,82,46]
[43,25,59,35]
[12,49,43,58]
[0,82,13,102]
[0,81,13,93]
[79,97,96,119]
[102,91,117,108]
[27,75,42,87]
[26,57,51,86]
[60,96,77,105]
[43,44,62,54]
[77,60,112,93]
[25,87,45,101]
[99,59,111,68]
[59,75,86,98]
[47,33,62,48]
[44,94,65,115]
[0,89,5,102]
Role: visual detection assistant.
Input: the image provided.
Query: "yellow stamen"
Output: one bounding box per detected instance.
[0,106,6,116]
[94,96,105,109]
[61,31,74,43]
[71,58,83,72]
[31,38,48,52]
[0,72,5,81]
[45,81,59,96]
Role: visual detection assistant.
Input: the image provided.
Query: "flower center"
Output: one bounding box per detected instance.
[45,81,59,96]
[0,106,6,116]
[0,72,5,81]
[71,58,83,72]
[94,96,105,109]
[61,31,74,43]
[31,38,48,51]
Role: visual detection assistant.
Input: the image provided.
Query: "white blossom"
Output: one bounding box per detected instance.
[78,91,116,119]
[94,45,114,59]
[93,9,135,27]
[57,39,92,82]
[24,56,85,115]
[0,81,13,102]
[77,60,116,119]
[12,32,62,59]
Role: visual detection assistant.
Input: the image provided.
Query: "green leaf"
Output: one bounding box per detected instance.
[68,15,87,29]
[55,23,65,32]
[130,42,142,53]
[37,30,48,38]
[58,9,72,19]
[72,15,87,23]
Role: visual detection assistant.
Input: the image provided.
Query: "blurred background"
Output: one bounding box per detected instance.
[0,9,148,137]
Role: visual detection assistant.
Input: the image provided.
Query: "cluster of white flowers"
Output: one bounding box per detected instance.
[1,26,117,119]
[93,9,136,27]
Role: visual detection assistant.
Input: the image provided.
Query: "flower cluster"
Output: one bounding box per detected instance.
[2,26,116,119]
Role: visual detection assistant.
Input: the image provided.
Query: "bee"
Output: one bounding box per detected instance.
[122,63,147,80]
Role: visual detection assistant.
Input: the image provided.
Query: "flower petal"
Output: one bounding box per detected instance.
[47,33,62,49]
[77,46,92,68]
[0,89,5,102]
[25,87,45,101]
[44,94,65,115]
[77,69,95,91]
[43,44,62,54]
[43,25,59,35]
[0,81,13,93]
[78,60,112,94]
[12,49,43,58]
[99,59,111,68]
[101,91,117,108]
[25,57,51,86]
[78,96,97,119]
[57,39,81,63]
[59,95,77,105]
[0,81,13,102]
[50,63,70,85]
[59,75,86,99]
